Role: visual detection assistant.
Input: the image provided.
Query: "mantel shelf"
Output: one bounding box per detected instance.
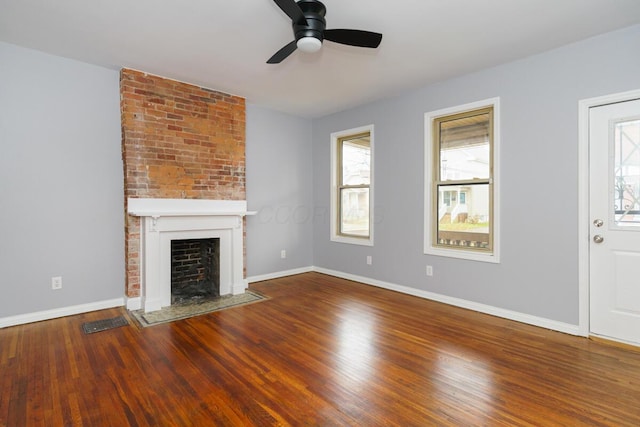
[127,198,255,218]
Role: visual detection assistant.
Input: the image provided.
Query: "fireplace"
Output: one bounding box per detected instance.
[127,198,252,313]
[171,238,220,304]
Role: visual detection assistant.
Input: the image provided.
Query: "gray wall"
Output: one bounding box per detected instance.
[0,42,124,317]
[246,105,314,277]
[312,24,640,325]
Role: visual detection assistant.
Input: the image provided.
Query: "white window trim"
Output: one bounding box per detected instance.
[424,98,500,263]
[331,124,374,246]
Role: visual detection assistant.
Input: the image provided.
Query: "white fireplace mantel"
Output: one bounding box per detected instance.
[127,198,254,313]
[128,198,252,217]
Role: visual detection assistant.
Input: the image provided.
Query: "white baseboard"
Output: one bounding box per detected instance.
[0,298,125,329]
[246,266,314,284]
[126,297,142,311]
[312,267,582,337]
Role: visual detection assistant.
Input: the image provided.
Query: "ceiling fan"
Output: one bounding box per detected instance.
[267,0,383,64]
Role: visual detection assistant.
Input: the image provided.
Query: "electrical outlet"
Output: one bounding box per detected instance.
[281,249,286,259]
[366,255,372,265]
[426,266,433,277]
[51,276,63,290]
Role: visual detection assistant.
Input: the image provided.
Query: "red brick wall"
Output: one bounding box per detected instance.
[120,69,246,298]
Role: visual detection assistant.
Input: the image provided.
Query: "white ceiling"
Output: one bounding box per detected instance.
[1,0,640,118]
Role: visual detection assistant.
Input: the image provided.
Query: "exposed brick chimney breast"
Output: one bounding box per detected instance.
[120,69,246,298]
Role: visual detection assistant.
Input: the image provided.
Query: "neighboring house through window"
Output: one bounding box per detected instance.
[331,125,374,246]
[424,98,500,262]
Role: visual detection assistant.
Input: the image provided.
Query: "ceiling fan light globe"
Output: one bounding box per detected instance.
[297,37,322,53]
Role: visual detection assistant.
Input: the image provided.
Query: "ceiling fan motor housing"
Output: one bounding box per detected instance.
[293,0,327,42]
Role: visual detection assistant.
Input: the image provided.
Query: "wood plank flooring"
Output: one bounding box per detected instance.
[1,272,640,426]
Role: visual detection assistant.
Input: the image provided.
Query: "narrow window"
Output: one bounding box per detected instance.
[331,126,374,246]
[425,99,500,262]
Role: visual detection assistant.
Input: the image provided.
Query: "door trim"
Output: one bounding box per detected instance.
[578,89,640,338]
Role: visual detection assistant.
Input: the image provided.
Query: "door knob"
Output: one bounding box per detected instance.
[593,219,604,227]
[593,235,604,244]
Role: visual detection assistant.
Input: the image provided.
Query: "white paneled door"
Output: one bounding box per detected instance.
[589,99,640,345]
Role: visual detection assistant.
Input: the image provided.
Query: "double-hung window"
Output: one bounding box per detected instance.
[331,125,374,246]
[424,99,500,262]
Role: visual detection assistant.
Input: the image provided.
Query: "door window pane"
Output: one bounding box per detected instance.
[613,118,640,227]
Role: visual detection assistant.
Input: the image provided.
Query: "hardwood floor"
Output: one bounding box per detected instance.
[1,272,639,426]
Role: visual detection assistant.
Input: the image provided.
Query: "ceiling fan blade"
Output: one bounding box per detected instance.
[324,29,383,48]
[267,40,298,64]
[273,0,308,26]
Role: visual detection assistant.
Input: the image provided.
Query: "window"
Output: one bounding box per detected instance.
[424,99,500,262]
[331,125,374,246]
[613,118,640,227]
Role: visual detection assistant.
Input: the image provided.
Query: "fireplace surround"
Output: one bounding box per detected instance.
[127,198,252,313]
[120,69,246,302]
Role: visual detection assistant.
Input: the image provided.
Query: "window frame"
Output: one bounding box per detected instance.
[331,125,374,246]
[424,98,500,263]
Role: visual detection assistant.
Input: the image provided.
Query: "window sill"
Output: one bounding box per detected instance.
[331,235,373,247]
[424,246,500,263]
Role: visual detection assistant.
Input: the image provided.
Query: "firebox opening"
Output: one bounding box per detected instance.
[171,238,220,305]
